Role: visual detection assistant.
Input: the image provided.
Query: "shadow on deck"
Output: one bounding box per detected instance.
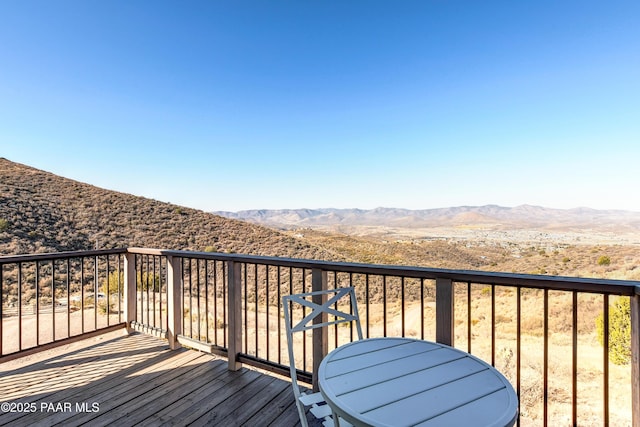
[0,332,320,426]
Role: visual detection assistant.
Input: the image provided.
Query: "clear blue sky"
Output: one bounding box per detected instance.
[1,1,639,212]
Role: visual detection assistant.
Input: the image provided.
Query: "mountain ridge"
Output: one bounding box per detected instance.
[213,205,640,234]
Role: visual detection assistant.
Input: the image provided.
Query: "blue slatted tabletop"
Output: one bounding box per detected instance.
[319,337,518,427]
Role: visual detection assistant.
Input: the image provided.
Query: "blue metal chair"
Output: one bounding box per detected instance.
[283,287,362,427]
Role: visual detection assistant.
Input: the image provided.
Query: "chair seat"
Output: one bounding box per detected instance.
[309,402,332,419]
[300,391,325,406]
[301,391,354,427]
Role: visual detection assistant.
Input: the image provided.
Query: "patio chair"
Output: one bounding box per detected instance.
[283,287,363,427]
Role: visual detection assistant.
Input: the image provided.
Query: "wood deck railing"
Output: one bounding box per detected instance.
[2,247,639,426]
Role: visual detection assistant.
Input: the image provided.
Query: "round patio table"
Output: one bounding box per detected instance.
[318,337,518,427]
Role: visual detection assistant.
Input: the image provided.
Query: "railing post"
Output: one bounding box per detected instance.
[631,292,640,427]
[166,256,183,350]
[436,277,454,346]
[124,252,137,334]
[312,268,328,392]
[227,260,242,371]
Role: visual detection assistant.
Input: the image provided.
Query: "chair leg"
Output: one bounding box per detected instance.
[332,410,341,427]
[296,400,309,427]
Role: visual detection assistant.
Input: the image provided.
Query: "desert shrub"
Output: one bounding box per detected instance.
[137,271,161,292]
[596,297,631,365]
[102,271,161,293]
[0,218,8,231]
[97,300,115,314]
[104,271,124,296]
[597,255,611,266]
[204,245,216,252]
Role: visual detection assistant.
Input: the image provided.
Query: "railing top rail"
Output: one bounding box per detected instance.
[0,248,127,265]
[1,247,636,295]
[127,247,640,296]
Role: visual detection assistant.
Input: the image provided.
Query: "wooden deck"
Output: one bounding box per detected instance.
[0,331,321,426]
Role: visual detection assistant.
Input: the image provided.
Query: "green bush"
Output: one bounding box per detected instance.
[596,297,631,365]
[137,271,161,292]
[0,218,8,231]
[102,270,161,294]
[597,255,611,266]
[103,271,124,296]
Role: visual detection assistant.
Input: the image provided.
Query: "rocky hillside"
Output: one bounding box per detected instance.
[0,158,342,260]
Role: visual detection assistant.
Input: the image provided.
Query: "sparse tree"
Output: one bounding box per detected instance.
[596,297,631,365]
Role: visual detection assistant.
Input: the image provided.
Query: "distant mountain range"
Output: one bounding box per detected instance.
[213,205,640,234]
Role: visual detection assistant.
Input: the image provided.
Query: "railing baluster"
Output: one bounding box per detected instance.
[543,288,549,427]
[572,291,578,427]
[18,262,23,351]
[51,261,54,342]
[81,257,85,333]
[365,274,370,338]
[516,286,521,427]
[66,258,71,336]
[35,261,40,346]
[277,265,282,365]
[491,284,496,366]
[118,255,122,324]
[603,294,610,426]
[94,256,98,330]
[147,255,151,331]
[420,278,425,340]
[349,272,354,342]
[467,281,472,353]
[266,265,270,360]
[302,268,307,372]
[333,271,338,347]
[383,275,387,337]
[631,292,640,427]
[254,263,258,358]
[222,261,227,348]
[401,276,406,337]
[243,263,248,352]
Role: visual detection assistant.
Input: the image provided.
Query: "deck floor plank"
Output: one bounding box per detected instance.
[245,385,301,426]
[137,368,259,427]
[2,339,203,427]
[45,353,218,427]
[91,357,232,427]
[0,332,321,426]
[211,377,291,427]
[189,373,280,426]
[161,369,265,425]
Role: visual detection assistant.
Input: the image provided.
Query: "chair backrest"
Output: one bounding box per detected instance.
[282,287,363,389]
